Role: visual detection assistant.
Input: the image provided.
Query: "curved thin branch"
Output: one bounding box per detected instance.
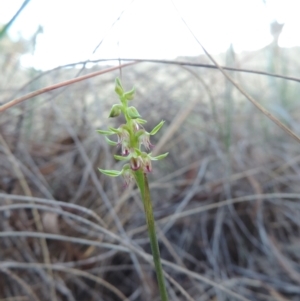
[0,61,137,112]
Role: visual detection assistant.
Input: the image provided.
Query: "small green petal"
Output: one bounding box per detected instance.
[99,169,122,177]
[150,120,165,135]
[150,152,169,160]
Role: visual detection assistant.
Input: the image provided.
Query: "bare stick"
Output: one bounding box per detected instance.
[0,61,137,112]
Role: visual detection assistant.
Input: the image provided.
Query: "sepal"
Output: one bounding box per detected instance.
[149,152,169,160]
[96,129,113,135]
[98,169,122,177]
[114,154,131,161]
[150,120,165,135]
[108,127,121,134]
[136,118,147,124]
[105,136,118,146]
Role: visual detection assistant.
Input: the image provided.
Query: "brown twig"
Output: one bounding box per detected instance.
[0,62,137,112]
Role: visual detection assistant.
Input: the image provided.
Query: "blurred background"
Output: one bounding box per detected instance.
[1,0,300,300]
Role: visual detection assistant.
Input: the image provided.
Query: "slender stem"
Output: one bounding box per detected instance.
[134,169,169,301]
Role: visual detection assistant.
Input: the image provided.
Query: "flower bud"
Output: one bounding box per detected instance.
[115,78,124,96]
[127,106,141,119]
[109,104,122,118]
[123,87,135,100]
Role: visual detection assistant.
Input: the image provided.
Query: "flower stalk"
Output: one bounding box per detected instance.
[98,78,169,301]
[134,169,169,301]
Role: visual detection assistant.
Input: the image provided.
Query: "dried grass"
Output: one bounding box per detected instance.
[1,39,300,300]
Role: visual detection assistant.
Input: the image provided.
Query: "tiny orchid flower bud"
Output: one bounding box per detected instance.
[123,87,135,100]
[109,104,122,118]
[127,106,141,119]
[115,78,124,97]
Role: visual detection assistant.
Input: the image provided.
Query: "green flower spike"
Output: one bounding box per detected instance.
[97,78,168,185]
[97,78,169,301]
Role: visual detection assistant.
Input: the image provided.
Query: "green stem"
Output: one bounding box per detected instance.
[134,169,169,301]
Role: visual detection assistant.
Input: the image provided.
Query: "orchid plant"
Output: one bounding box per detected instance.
[97,78,169,301]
